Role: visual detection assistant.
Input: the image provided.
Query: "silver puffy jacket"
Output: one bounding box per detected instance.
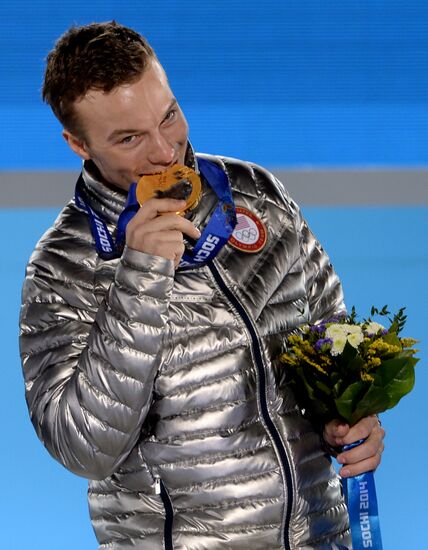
[20,152,351,549]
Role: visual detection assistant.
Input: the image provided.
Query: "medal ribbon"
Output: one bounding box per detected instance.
[342,440,383,550]
[178,157,236,269]
[74,157,236,266]
[74,174,140,260]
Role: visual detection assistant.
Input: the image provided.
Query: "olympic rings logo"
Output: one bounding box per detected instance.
[235,227,258,243]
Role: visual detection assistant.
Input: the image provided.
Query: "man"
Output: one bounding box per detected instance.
[20,21,384,549]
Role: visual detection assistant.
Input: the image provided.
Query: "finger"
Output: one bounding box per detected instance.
[127,216,201,253]
[325,419,349,436]
[159,215,202,240]
[323,419,350,447]
[163,238,186,268]
[337,438,385,467]
[129,212,201,239]
[128,231,184,260]
[142,230,185,246]
[338,445,384,478]
[141,238,186,263]
[174,247,185,268]
[337,421,385,478]
[341,415,381,446]
[131,198,187,224]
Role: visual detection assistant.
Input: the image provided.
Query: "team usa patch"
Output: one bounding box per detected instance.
[229,206,267,253]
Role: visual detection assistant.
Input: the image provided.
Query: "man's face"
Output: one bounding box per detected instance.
[64,60,189,191]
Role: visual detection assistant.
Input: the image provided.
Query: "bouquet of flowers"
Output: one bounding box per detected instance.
[279,306,419,425]
[279,306,419,550]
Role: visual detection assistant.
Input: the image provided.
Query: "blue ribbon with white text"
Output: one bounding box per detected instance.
[74,175,139,260]
[342,440,383,550]
[178,157,236,269]
[74,157,236,266]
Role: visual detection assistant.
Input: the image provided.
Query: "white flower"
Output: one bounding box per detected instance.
[325,323,364,354]
[346,325,363,335]
[325,324,347,339]
[365,321,385,336]
[326,324,348,355]
[347,330,364,349]
[330,336,347,356]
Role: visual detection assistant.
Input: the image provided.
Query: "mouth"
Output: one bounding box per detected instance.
[138,160,181,179]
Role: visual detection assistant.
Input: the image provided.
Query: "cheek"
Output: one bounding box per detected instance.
[164,125,187,149]
[105,151,139,172]
[176,113,189,142]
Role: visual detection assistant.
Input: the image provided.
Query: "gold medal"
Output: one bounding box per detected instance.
[136,164,202,215]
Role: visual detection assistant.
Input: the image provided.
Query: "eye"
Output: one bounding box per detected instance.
[120,135,136,145]
[164,109,176,123]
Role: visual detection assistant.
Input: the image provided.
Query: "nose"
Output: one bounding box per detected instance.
[148,131,176,168]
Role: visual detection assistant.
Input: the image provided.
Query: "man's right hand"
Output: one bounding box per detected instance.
[125,198,201,268]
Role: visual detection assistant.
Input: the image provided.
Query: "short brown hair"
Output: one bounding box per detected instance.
[42,21,157,137]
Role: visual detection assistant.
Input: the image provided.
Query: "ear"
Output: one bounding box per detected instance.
[62,130,91,161]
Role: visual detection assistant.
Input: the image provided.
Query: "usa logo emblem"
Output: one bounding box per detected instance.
[229,206,267,253]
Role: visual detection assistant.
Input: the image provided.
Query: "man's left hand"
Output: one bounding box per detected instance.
[323,415,385,478]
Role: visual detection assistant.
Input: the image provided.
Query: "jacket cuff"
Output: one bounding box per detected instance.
[120,245,175,277]
[108,246,175,324]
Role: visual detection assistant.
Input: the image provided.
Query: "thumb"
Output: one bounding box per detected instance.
[324,419,349,445]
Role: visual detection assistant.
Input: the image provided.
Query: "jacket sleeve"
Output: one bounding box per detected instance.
[296,210,348,441]
[20,242,174,480]
[296,207,346,323]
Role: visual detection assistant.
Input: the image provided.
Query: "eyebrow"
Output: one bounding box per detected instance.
[107,99,178,142]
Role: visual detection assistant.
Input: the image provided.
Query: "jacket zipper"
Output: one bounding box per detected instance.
[208,261,293,550]
[154,474,174,550]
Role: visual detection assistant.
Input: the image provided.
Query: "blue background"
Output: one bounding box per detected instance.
[2,0,428,168]
[2,2,427,549]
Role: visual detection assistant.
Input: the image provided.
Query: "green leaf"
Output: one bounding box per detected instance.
[335,381,369,423]
[343,355,416,424]
[288,378,331,419]
[287,366,336,421]
[382,332,401,347]
[315,379,333,395]
[340,341,359,363]
[346,355,366,374]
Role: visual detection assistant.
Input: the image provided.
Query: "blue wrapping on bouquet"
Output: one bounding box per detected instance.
[342,441,383,549]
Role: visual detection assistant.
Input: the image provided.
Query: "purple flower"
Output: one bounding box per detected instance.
[310,324,326,334]
[325,314,346,324]
[315,338,333,351]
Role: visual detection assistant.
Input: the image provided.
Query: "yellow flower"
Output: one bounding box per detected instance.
[288,334,303,344]
[366,357,381,369]
[361,371,375,382]
[400,338,418,348]
[367,339,400,357]
[320,354,332,367]
[303,356,328,375]
[281,346,328,375]
[279,353,298,366]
